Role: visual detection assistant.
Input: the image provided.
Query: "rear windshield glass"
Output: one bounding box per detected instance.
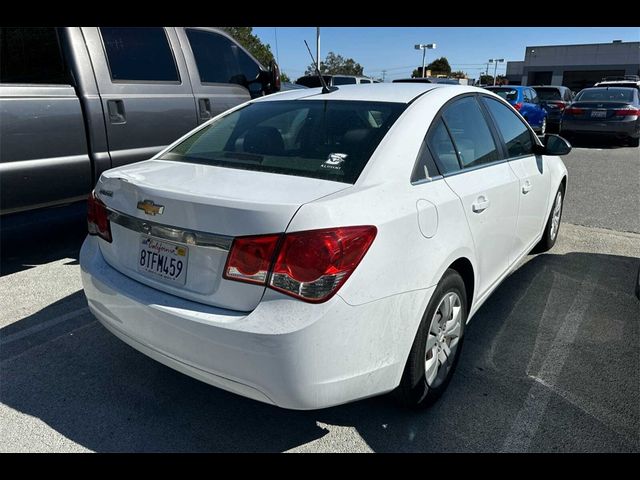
[486,88,518,101]
[295,76,331,88]
[576,88,634,102]
[534,88,562,100]
[333,76,357,85]
[160,100,407,184]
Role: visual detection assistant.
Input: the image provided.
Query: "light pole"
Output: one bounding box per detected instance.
[415,43,436,78]
[489,58,504,86]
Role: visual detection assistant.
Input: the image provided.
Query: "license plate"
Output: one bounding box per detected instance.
[138,236,188,284]
[591,110,607,118]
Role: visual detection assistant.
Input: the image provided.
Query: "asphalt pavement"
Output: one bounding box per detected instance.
[1,143,638,452]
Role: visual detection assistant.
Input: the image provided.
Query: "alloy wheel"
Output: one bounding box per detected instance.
[550,190,562,241]
[424,292,463,388]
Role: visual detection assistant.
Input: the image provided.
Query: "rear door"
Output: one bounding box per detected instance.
[480,95,551,257]
[176,27,256,125]
[430,95,520,298]
[81,27,198,168]
[0,27,92,214]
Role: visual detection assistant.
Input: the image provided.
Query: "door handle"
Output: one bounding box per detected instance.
[522,180,533,194]
[198,98,212,120]
[107,99,126,124]
[471,196,490,213]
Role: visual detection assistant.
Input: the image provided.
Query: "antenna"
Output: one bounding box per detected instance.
[304,40,336,94]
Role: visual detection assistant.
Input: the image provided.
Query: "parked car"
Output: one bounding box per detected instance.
[484,86,548,134]
[0,27,280,216]
[281,82,308,91]
[594,75,640,91]
[295,74,375,87]
[393,78,432,83]
[532,86,575,133]
[80,83,569,410]
[560,87,640,146]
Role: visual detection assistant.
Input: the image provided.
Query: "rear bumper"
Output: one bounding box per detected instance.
[561,118,640,138]
[80,236,431,410]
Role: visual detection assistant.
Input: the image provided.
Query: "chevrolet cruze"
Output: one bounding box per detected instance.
[80,84,570,409]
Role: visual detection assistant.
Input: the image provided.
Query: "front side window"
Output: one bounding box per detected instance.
[442,97,500,169]
[100,27,179,82]
[186,29,259,86]
[0,28,69,84]
[481,96,534,158]
[161,100,406,184]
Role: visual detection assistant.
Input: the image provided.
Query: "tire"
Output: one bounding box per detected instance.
[395,269,468,408]
[532,184,565,253]
[629,137,639,147]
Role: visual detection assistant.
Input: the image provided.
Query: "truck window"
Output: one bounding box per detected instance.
[0,28,69,84]
[99,27,179,82]
[186,29,260,86]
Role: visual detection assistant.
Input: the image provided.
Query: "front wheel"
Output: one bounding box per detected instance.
[395,269,467,408]
[532,185,564,253]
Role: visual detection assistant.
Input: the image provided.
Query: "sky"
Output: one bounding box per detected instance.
[253,27,640,81]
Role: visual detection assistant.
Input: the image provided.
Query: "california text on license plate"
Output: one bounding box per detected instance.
[138,236,188,284]
[591,110,607,118]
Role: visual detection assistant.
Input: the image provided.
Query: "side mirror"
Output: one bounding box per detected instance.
[258,60,281,95]
[534,134,572,156]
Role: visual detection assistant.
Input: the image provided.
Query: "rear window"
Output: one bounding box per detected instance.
[534,88,562,101]
[333,76,357,85]
[296,76,331,88]
[486,88,519,101]
[161,100,406,184]
[576,88,634,102]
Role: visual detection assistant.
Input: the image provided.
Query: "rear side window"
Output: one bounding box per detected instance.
[100,27,179,82]
[426,119,460,174]
[186,29,260,85]
[442,97,500,169]
[360,79,371,84]
[333,77,357,85]
[0,28,69,84]
[481,96,534,158]
[161,100,406,184]
[487,88,518,101]
[523,89,533,102]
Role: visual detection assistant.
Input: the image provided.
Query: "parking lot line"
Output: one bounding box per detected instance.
[500,260,602,452]
[0,307,89,345]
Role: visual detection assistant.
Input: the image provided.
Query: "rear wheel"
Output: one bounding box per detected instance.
[532,185,564,253]
[629,137,639,147]
[395,269,467,408]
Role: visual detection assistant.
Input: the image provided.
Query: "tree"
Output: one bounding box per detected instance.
[479,74,494,85]
[426,57,452,76]
[411,67,429,78]
[219,27,274,67]
[450,70,467,79]
[280,72,291,83]
[304,51,364,76]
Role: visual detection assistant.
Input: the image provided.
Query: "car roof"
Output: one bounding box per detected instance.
[254,83,461,104]
[531,85,568,90]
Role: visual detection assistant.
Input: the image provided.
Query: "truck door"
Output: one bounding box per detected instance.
[0,27,92,215]
[175,28,256,125]
[81,27,198,168]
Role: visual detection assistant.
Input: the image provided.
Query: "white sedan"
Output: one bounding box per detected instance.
[80,83,569,410]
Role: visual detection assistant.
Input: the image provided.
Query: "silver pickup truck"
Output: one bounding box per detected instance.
[0,27,280,216]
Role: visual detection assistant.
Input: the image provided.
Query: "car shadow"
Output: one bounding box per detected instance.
[1,203,87,276]
[1,251,638,452]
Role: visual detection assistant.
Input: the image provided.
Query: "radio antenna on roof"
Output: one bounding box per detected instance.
[304,40,337,94]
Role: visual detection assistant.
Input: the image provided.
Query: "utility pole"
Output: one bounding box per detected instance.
[489,58,504,86]
[382,70,387,82]
[316,27,321,73]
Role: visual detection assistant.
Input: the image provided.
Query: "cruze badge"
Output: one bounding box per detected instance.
[137,199,165,216]
[322,153,348,170]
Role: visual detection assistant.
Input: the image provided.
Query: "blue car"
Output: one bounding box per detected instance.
[485,86,548,134]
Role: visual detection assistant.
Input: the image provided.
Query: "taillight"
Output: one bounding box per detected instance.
[513,102,523,111]
[614,108,640,116]
[551,101,567,110]
[87,191,112,243]
[223,226,377,303]
[223,234,281,284]
[564,107,584,115]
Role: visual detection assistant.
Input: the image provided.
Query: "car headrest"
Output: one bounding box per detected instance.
[243,126,284,155]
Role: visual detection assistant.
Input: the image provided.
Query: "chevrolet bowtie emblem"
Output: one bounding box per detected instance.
[137,199,164,216]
